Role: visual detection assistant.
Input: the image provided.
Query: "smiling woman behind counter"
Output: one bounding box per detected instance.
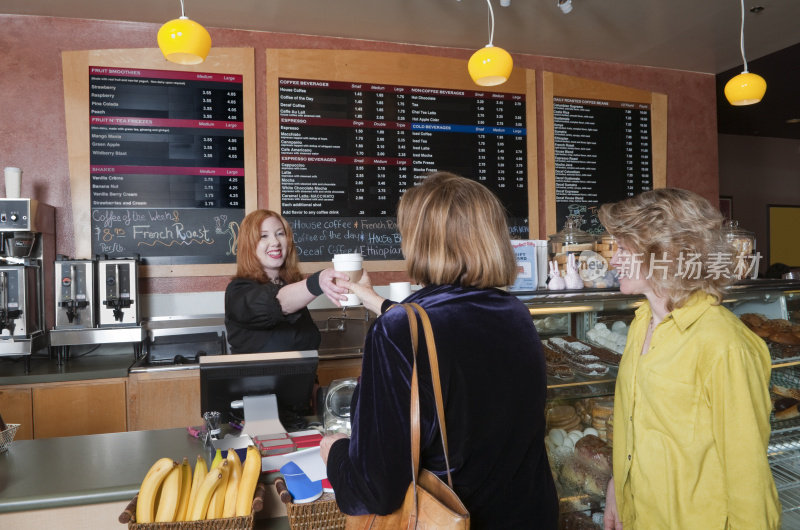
[224,209,349,353]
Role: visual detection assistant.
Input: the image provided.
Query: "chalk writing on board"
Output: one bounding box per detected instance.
[91,208,241,265]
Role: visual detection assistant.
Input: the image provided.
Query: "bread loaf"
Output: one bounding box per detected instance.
[740,313,767,329]
[574,434,613,476]
[770,331,800,345]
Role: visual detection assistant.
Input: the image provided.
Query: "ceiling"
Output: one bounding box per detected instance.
[4,0,799,138]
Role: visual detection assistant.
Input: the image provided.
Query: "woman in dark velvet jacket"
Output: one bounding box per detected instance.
[320,172,558,529]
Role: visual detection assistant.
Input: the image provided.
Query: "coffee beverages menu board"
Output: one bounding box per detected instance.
[88,66,245,265]
[278,78,528,261]
[553,96,652,234]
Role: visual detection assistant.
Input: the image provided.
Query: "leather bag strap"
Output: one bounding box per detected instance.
[402,303,422,528]
[405,303,454,489]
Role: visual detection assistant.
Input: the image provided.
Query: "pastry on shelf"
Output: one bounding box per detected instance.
[772,384,800,401]
[773,397,800,421]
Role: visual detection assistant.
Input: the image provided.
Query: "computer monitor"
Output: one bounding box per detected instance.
[199,350,318,431]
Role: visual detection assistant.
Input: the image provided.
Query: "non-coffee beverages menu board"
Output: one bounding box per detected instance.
[278,78,528,261]
[553,96,652,234]
[88,66,245,265]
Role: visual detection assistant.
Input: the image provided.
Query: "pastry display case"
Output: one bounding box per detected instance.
[517,279,800,528]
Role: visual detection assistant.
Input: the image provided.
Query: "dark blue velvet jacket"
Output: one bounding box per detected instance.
[326,284,558,529]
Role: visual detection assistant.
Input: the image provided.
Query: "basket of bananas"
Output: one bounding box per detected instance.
[119,445,265,529]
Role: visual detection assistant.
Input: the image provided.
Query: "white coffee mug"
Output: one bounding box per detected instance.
[332,253,364,306]
[4,167,21,199]
[389,281,412,302]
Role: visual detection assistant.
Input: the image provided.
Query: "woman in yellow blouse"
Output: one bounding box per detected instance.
[599,188,780,529]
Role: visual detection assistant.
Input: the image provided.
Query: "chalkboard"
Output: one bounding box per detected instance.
[62,48,257,276]
[542,72,667,238]
[266,50,537,270]
[87,66,245,265]
[553,97,653,235]
[91,207,240,264]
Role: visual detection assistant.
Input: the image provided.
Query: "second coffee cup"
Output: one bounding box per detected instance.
[332,253,364,306]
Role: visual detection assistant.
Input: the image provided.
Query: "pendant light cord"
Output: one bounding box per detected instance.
[486,0,495,47]
[738,0,749,73]
[179,0,186,18]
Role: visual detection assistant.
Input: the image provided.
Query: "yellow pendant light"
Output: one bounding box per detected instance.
[157,0,212,65]
[724,0,766,106]
[468,0,513,86]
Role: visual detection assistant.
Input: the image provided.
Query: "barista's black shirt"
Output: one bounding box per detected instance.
[224,278,321,353]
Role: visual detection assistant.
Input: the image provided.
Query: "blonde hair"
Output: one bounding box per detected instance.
[598,188,735,311]
[397,172,517,288]
[234,209,302,284]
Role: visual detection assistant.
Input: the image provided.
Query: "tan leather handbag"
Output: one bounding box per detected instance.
[345,303,470,529]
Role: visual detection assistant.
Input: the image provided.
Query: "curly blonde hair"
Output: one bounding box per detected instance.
[234,209,303,285]
[398,172,517,288]
[598,188,735,311]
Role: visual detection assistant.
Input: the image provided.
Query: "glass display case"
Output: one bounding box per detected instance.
[518,279,800,528]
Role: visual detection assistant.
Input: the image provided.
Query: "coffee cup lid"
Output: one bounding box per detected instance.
[332,253,363,262]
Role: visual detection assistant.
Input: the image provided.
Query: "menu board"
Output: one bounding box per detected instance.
[88,66,245,265]
[553,96,652,234]
[278,78,528,261]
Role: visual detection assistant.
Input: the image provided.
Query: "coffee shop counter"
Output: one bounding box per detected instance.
[0,347,135,387]
[0,427,290,529]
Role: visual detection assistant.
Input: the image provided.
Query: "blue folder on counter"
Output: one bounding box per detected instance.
[280,461,323,504]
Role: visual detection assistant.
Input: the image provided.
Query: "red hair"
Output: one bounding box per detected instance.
[234,210,302,284]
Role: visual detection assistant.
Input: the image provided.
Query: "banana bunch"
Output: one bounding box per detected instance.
[135,445,262,523]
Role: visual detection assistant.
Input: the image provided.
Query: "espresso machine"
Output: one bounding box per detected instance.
[53,257,96,329]
[0,199,55,364]
[96,255,140,327]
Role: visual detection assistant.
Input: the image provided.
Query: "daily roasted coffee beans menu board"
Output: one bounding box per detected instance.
[553,96,653,234]
[278,78,529,261]
[88,66,245,265]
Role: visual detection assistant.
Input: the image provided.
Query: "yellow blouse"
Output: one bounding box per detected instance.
[612,292,781,529]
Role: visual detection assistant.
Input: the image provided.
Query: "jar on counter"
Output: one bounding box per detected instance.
[548,216,597,279]
[594,232,618,260]
[721,219,757,279]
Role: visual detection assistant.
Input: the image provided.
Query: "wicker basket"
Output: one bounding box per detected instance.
[0,424,20,453]
[275,476,346,530]
[119,482,266,529]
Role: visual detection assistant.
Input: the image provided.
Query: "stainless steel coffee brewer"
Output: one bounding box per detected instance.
[96,255,139,327]
[53,257,96,329]
[0,199,55,365]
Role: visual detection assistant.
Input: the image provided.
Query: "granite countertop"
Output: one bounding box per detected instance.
[0,345,135,386]
[0,428,209,513]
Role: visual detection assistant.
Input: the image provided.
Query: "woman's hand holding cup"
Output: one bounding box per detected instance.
[319,268,350,307]
[340,271,385,315]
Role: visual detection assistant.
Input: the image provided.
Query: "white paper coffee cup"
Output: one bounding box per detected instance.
[389,281,412,302]
[4,167,21,199]
[332,253,364,306]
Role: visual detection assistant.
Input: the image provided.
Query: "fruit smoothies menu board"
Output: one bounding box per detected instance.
[278,78,529,262]
[88,66,245,265]
[553,96,652,234]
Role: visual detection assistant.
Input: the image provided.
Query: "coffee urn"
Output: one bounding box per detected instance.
[0,199,55,363]
[96,255,140,327]
[53,257,96,329]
